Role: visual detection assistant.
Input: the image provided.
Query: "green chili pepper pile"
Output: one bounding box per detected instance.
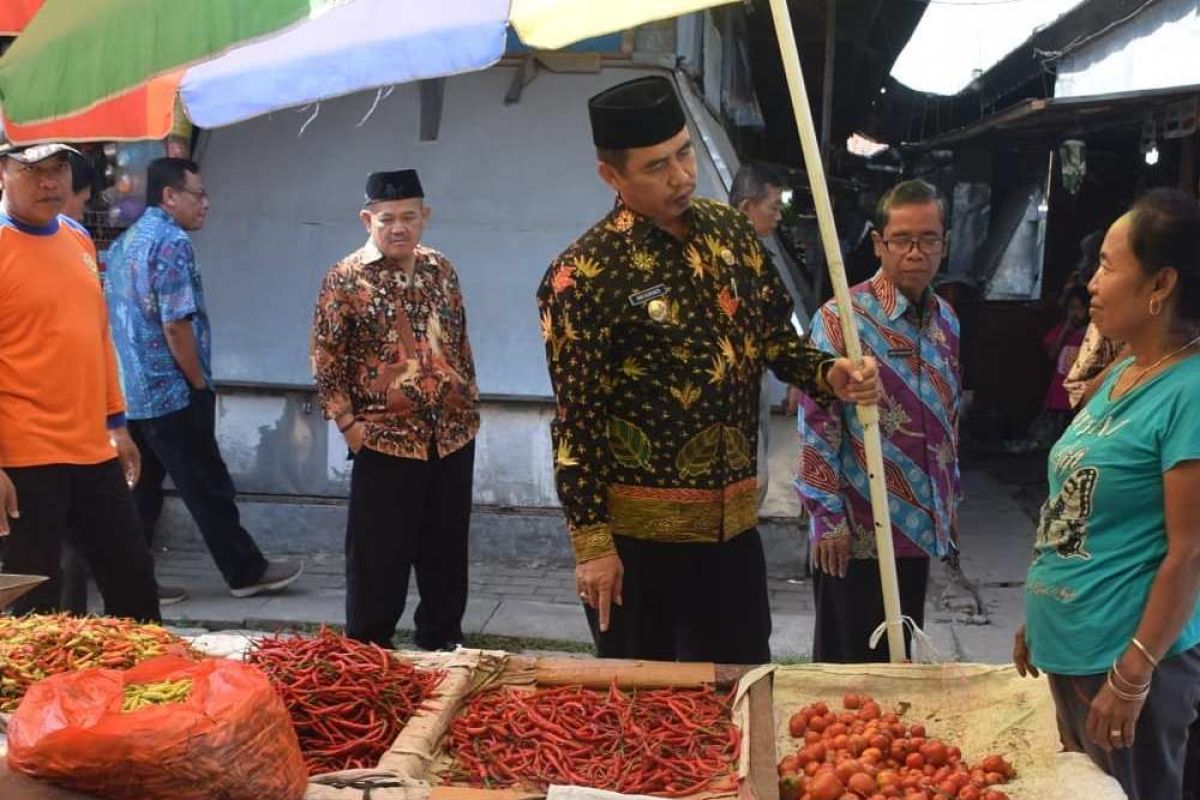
[121,678,194,712]
[0,614,192,712]
[246,628,445,775]
[446,683,741,796]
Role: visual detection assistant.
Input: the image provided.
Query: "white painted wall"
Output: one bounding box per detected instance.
[194,64,725,397]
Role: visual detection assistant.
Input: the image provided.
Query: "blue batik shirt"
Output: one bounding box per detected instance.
[104,206,212,420]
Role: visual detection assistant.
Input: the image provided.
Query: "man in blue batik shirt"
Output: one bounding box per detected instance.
[105,158,302,601]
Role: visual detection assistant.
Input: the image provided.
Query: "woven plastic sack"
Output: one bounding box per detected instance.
[6,654,306,800]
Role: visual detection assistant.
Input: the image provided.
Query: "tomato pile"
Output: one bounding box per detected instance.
[778,693,1016,800]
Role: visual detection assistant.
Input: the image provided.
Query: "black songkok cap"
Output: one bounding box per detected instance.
[588,76,686,150]
[364,169,424,204]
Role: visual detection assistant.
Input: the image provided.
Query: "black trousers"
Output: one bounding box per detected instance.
[1049,645,1200,800]
[0,459,160,621]
[585,530,772,665]
[812,556,929,663]
[129,389,267,590]
[345,441,474,649]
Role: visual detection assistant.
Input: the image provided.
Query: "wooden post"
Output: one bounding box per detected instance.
[767,0,907,662]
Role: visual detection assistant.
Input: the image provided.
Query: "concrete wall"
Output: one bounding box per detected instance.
[194,64,725,396]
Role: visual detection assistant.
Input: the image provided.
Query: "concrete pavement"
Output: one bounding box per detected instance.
[144,466,1039,663]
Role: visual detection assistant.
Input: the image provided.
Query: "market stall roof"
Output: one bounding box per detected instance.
[905,82,1200,149]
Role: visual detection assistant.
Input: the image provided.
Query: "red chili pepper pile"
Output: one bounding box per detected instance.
[246,628,445,775]
[0,614,193,712]
[446,683,741,797]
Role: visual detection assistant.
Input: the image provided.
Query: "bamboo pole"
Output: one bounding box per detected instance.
[767,0,907,663]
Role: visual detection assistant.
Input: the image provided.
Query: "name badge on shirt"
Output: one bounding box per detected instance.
[628,284,669,307]
[888,347,915,359]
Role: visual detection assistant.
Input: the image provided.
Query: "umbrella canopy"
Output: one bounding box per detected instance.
[0,0,737,143]
[0,0,44,36]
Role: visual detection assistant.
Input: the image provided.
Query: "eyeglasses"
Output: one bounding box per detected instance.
[880,235,946,255]
[175,187,209,201]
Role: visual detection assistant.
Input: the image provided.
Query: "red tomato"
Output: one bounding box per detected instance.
[921,741,948,767]
[790,711,809,738]
[909,724,926,739]
[834,760,862,784]
[847,772,878,796]
[843,693,863,710]
[859,702,882,721]
[808,772,844,800]
[780,775,803,800]
[904,752,925,770]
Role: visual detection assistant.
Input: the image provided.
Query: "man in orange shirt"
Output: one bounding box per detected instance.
[0,140,160,620]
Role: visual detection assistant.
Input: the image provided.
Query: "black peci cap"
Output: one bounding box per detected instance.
[365,169,424,204]
[588,76,686,150]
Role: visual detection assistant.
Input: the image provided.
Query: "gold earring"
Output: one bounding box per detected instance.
[1149,297,1163,317]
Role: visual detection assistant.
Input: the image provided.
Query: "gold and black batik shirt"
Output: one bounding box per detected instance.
[537,197,835,562]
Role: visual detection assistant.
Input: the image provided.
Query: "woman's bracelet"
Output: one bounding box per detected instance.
[1129,637,1160,669]
[1106,672,1150,703]
[1110,660,1151,692]
[337,418,359,434]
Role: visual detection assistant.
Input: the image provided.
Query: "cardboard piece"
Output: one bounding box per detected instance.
[0,574,48,608]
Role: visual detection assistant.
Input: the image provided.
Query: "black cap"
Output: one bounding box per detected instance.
[588,76,686,150]
[0,140,81,164]
[364,169,423,204]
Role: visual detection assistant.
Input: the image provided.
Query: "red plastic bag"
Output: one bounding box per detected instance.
[6,655,307,800]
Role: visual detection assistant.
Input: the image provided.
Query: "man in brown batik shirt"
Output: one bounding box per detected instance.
[312,169,478,650]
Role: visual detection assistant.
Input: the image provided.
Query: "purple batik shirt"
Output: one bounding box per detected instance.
[796,271,962,560]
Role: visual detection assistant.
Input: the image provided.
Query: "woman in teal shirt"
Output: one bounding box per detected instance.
[1014,188,1200,800]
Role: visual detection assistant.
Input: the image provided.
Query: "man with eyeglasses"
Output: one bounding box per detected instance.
[104,158,303,603]
[796,179,962,663]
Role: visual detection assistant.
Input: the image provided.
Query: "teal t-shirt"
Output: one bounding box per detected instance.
[1025,353,1200,675]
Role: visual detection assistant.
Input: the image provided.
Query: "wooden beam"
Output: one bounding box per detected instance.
[419,78,445,141]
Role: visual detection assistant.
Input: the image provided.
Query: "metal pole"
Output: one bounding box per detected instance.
[820,0,836,165]
[767,0,907,663]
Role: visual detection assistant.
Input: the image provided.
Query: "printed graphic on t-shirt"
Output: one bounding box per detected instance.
[1035,466,1098,561]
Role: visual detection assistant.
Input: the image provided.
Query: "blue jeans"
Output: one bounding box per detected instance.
[131,389,267,590]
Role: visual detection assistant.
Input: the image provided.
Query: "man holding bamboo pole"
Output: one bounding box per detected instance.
[537,76,878,663]
[796,179,962,663]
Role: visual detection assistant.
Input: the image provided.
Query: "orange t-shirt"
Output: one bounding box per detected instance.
[0,213,125,467]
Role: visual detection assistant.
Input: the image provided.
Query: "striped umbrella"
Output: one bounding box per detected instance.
[0,0,737,142]
[0,0,44,36]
